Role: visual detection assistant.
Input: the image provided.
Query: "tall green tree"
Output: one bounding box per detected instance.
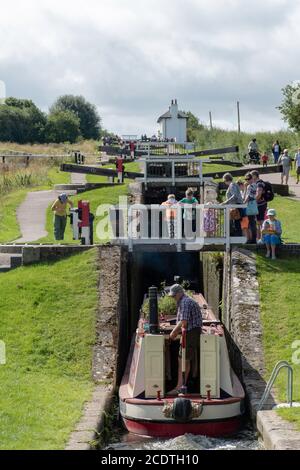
[45,110,80,144]
[50,95,101,139]
[0,98,46,143]
[186,111,204,130]
[184,111,204,142]
[278,82,300,132]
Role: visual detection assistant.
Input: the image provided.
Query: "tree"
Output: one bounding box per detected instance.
[184,111,204,142]
[278,82,300,132]
[45,110,80,143]
[186,111,203,130]
[50,95,101,139]
[0,98,47,143]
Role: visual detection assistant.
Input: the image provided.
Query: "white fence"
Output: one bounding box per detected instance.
[136,157,211,187]
[109,204,247,252]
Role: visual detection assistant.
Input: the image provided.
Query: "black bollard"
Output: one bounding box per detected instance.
[149,286,159,334]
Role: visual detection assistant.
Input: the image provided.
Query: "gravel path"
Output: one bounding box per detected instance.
[71,172,86,185]
[14,190,60,243]
[241,164,300,201]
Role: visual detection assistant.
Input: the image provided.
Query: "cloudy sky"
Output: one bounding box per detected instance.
[0,0,300,136]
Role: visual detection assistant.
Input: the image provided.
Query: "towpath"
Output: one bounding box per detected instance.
[241,164,300,201]
[71,172,86,185]
[12,171,84,243]
[14,190,61,243]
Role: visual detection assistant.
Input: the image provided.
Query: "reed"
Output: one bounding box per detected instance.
[0,161,51,194]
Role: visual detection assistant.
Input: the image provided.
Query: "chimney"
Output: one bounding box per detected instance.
[170,99,178,116]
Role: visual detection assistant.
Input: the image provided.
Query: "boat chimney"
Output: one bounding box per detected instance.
[149,286,159,334]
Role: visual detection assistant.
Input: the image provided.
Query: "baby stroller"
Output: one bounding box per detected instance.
[248,150,260,165]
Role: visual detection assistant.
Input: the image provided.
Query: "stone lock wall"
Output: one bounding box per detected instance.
[222,248,275,421]
[93,245,129,386]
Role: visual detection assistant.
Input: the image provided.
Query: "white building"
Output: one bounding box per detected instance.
[157,99,188,142]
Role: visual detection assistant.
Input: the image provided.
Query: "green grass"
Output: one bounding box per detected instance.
[257,255,300,430]
[268,195,300,243]
[0,189,28,242]
[46,166,71,186]
[86,161,141,184]
[203,163,239,176]
[0,166,71,243]
[36,184,129,244]
[190,126,300,160]
[0,249,98,449]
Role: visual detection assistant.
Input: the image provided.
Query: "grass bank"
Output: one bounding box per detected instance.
[0,139,100,156]
[0,189,28,242]
[191,127,300,160]
[257,255,300,430]
[0,249,98,449]
[268,195,300,243]
[0,165,71,242]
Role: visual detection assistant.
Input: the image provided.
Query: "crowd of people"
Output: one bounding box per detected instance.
[222,170,281,259]
[141,134,176,142]
[159,174,282,259]
[247,138,300,185]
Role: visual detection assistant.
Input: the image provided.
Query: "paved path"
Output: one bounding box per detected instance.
[241,164,300,201]
[14,190,60,243]
[0,253,12,267]
[263,172,300,201]
[14,189,76,243]
[71,172,86,185]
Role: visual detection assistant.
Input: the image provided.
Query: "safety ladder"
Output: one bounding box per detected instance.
[258,360,293,411]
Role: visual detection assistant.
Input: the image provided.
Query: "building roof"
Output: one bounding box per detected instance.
[157,110,188,123]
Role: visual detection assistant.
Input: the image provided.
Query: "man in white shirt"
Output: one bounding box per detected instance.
[295,148,300,184]
[278,149,292,185]
[248,138,259,153]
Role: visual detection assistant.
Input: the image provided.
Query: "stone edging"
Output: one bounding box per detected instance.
[257,411,300,450]
[230,248,300,450]
[66,245,125,450]
[65,385,114,450]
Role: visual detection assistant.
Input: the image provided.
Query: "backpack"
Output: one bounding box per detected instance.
[258,179,274,202]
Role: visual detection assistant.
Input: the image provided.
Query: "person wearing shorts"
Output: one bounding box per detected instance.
[262,209,282,260]
[278,149,292,185]
[295,149,300,184]
[167,284,202,395]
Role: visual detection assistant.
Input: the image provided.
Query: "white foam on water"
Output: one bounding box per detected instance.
[105,427,261,451]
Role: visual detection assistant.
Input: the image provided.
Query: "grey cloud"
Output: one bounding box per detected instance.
[0,0,300,134]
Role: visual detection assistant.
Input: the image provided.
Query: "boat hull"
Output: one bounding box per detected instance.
[120,398,244,438]
[122,416,241,438]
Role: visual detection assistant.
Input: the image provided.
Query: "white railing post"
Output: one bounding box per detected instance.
[128,206,133,252]
[172,161,175,186]
[225,206,230,251]
[176,205,182,252]
[199,160,203,186]
[144,159,148,189]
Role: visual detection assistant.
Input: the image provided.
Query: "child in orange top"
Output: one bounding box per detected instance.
[261,152,269,167]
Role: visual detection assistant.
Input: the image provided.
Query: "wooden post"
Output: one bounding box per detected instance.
[237,101,241,133]
[209,111,213,130]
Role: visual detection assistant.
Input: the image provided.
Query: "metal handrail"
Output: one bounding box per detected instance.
[257,360,293,411]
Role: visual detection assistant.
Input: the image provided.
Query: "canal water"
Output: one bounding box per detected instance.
[105,421,262,451]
